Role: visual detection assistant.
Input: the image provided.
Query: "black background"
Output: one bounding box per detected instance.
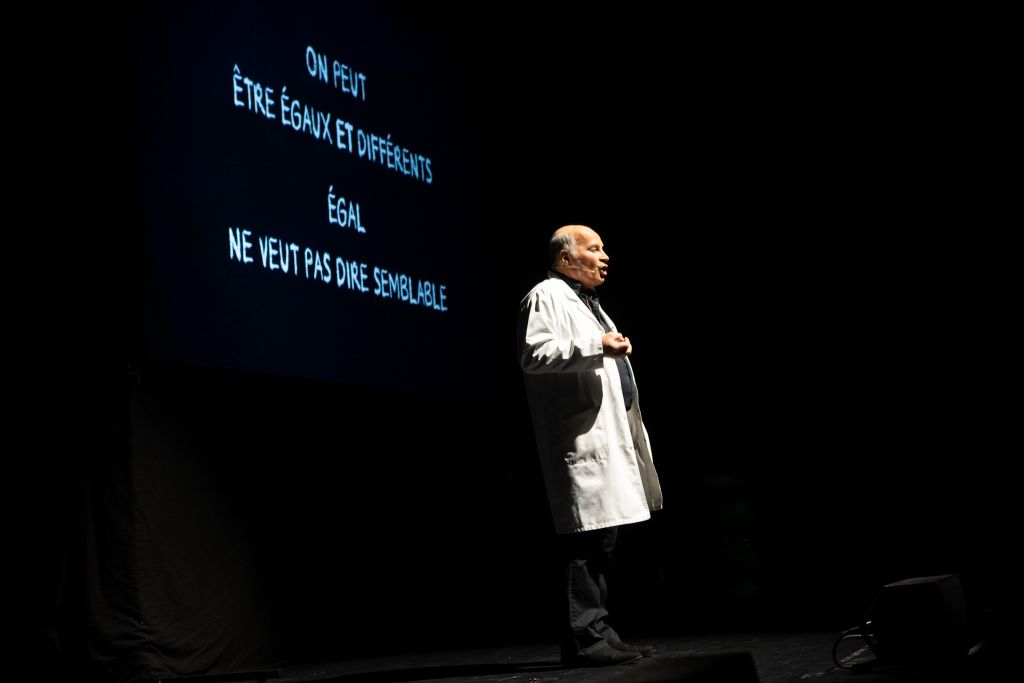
[26,3,1022,681]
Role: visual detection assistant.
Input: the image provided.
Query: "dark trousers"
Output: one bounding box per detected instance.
[560,525,621,655]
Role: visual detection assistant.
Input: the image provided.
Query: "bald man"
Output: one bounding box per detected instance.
[518,225,663,667]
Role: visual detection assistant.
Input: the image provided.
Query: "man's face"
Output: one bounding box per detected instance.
[564,228,609,288]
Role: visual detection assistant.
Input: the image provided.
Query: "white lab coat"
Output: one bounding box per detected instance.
[518,274,663,533]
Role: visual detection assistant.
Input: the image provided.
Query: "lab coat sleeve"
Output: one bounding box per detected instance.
[519,287,604,374]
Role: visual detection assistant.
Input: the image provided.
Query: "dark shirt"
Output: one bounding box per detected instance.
[552,271,635,410]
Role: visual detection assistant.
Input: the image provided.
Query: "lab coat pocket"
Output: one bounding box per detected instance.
[560,410,606,467]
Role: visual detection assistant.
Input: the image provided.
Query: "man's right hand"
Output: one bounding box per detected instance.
[602,332,632,358]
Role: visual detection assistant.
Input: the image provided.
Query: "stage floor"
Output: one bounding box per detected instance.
[160,630,1009,683]
[277,631,878,683]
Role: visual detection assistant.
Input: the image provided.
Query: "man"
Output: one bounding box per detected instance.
[518,225,663,667]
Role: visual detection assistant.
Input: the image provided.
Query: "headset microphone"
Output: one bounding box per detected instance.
[559,265,604,275]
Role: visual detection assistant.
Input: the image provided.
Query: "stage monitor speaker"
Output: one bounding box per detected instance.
[862,574,969,670]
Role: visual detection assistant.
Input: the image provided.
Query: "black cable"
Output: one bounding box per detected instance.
[831,625,865,669]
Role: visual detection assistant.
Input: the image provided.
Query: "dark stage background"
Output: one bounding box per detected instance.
[30,3,1021,682]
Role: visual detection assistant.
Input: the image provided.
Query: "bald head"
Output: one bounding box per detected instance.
[549,224,609,288]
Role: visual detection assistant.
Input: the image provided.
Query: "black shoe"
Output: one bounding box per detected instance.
[562,641,643,667]
[607,638,656,656]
